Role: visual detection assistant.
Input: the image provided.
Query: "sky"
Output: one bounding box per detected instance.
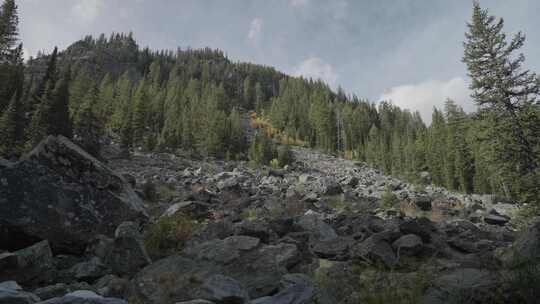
[17,0,540,123]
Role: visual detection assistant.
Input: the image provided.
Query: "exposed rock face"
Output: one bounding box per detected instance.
[0,136,147,254]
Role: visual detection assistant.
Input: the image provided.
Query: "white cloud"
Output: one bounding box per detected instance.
[289,0,309,8]
[22,47,30,61]
[379,77,475,124]
[293,57,339,89]
[70,0,104,24]
[247,17,263,46]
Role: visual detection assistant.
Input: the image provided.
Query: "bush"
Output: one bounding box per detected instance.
[277,144,294,167]
[145,214,196,257]
[381,187,399,209]
[248,132,277,166]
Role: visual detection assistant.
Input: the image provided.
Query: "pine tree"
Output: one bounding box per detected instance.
[49,67,73,138]
[0,0,18,60]
[132,80,149,147]
[0,93,24,157]
[74,84,103,157]
[0,0,23,113]
[27,82,55,150]
[463,2,540,202]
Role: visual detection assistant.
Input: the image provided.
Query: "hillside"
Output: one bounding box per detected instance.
[1,0,540,303]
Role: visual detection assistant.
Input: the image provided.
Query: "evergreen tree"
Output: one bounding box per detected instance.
[74,84,103,157]
[27,82,55,150]
[0,0,18,60]
[0,0,23,113]
[49,67,73,138]
[463,2,540,202]
[0,93,24,157]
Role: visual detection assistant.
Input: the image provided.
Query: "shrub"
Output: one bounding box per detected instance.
[142,181,158,202]
[248,132,277,166]
[277,144,294,167]
[145,214,196,257]
[380,187,399,209]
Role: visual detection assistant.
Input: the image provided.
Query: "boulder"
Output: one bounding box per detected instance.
[311,237,354,260]
[130,236,295,303]
[234,220,277,244]
[317,178,342,196]
[351,235,396,267]
[0,136,147,254]
[0,240,55,286]
[69,258,109,283]
[513,217,540,262]
[109,222,151,276]
[483,214,510,226]
[93,275,129,299]
[0,282,40,304]
[410,195,432,211]
[33,284,68,301]
[163,201,211,220]
[36,290,127,304]
[198,275,249,304]
[251,283,314,304]
[297,214,337,241]
[392,234,423,256]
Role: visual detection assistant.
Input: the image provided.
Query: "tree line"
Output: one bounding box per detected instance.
[0,0,538,205]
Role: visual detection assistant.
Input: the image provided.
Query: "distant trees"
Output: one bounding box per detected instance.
[1,0,538,206]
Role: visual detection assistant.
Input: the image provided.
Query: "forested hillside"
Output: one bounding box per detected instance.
[0,0,538,206]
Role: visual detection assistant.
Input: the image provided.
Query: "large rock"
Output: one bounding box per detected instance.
[197,275,249,304]
[0,136,148,254]
[513,217,540,262]
[0,241,55,286]
[392,234,423,256]
[129,236,296,303]
[0,281,40,304]
[36,290,127,304]
[351,235,396,268]
[297,214,337,241]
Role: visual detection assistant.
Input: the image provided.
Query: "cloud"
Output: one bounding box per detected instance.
[247,17,263,46]
[22,47,30,61]
[70,0,104,24]
[379,77,475,124]
[293,57,339,89]
[289,0,309,8]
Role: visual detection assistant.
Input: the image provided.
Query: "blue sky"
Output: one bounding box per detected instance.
[18,0,540,122]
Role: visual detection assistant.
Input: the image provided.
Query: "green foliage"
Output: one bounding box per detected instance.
[73,84,103,157]
[358,270,431,304]
[463,2,540,205]
[0,94,24,157]
[248,132,277,166]
[277,144,294,167]
[380,187,399,209]
[144,214,196,258]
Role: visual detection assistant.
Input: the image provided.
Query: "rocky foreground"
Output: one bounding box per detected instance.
[1,136,539,304]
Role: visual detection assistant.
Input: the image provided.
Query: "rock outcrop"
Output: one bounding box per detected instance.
[0,136,147,254]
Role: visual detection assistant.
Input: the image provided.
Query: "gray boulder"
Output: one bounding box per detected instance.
[198,275,249,304]
[513,217,540,262]
[351,235,396,267]
[0,136,147,254]
[0,240,55,286]
[483,214,510,226]
[130,236,296,303]
[36,290,127,304]
[392,234,423,257]
[0,282,40,304]
[297,214,337,241]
